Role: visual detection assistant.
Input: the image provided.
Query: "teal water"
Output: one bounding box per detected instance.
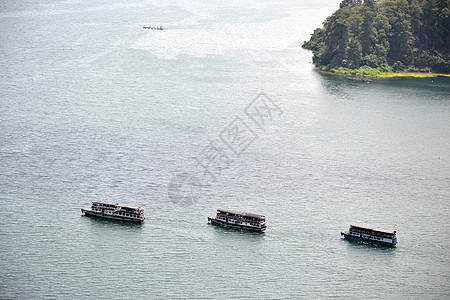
[1,0,449,298]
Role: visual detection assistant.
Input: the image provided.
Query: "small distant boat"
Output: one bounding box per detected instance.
[208,209,266,232]
[81,201,145,223]
[347,77,372,83]
[143,26,163,30]
[341,224,397,246]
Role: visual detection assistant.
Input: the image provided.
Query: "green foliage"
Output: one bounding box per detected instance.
[318,65,384,76]
[393,61,405,71]
[340,0,363,8]
[302,0,450,73]
[319,8,351,66]
[347,39,362,67]
[362,54,381,67]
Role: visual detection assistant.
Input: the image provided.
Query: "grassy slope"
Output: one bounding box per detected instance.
[316,66,450,78]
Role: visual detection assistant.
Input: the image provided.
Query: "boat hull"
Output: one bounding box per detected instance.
[81,209,144,223]
[341,232,396,246]
[208,217,266,232]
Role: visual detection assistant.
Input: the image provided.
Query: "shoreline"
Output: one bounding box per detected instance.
[315,68,450,79]
[376,72,450,78]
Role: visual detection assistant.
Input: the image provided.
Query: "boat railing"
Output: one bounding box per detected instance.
[350,230,395,239]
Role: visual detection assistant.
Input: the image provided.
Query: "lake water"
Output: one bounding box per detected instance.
[1,0,449,298]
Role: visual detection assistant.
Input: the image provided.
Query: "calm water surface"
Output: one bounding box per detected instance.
[1,0,449,298]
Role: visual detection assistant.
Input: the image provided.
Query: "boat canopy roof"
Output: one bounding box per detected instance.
[350,224,395,234]
[217,209,264,219]
[92,201,141,210]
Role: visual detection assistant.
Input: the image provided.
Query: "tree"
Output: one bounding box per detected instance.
[383,0,414,64]
[340,0,362,8]
[435,0,450,50]
[303,0,449,73]
[320,9,351,66]
[347,39,362,67]
[374,13,391,56]
[408,0,423,48]
[364,0,375,9]
[359,6,376,56]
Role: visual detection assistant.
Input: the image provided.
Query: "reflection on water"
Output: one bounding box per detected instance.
[209,222,266,237]
[341,237,398,252]
[82,214,144,230]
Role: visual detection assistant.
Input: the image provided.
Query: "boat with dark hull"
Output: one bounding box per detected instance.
[143,26,163,30]
[341,224,397,246]
[208,209,266,232]
[81,201,144,223]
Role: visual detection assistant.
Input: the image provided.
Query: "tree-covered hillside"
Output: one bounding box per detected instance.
[302,0,449,74]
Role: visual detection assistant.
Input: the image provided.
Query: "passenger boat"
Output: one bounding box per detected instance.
[81,201,144,223]
[341,224,397,246]
[208,209,266,232]
[143,26,163,30]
